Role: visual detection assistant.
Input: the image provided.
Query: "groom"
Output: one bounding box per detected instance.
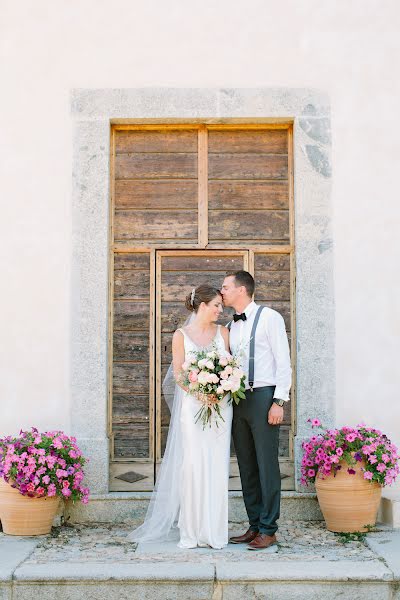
[221,271,292,550]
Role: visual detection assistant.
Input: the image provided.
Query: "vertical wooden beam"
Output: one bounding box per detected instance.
[288,124,297,445]
[198,126,208,248]
[155,251,162,462]
[107,126,116,454]
[247,250,254,277]
[149,249,156,465]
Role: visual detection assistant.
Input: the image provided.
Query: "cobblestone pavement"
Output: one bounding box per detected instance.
[11,521,383,564]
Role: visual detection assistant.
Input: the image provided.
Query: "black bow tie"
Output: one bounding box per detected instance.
[233,313,247,322]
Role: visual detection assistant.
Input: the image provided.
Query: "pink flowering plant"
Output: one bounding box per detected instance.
[0,427,90,503]
[301,419,400,487]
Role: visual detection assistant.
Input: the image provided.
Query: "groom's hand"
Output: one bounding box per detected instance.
[268,403,284,426]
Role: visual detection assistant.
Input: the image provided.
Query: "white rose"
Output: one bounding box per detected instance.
[205,360,214,370]
[206,373,219,384]
[225,365,233,375]
[197,371,209,385]
[221,379,234,391]
[230,380,240,393]
[207,351,216,359]
[232,367,244,378]
[216,386,224,395]
[197,358,208,368]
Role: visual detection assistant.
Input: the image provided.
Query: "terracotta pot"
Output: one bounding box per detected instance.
[315,459,382,532]
[0,478,60,536]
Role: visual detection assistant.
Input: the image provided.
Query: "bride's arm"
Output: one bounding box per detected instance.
[172,330,189,391]
[220,325,231,353]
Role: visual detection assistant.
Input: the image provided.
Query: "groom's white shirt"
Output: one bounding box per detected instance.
[228,301,292,401]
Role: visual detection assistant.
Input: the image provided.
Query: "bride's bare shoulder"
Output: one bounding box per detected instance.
[173,328,184,340]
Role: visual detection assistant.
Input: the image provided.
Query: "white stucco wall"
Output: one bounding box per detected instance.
[1,1,399,452]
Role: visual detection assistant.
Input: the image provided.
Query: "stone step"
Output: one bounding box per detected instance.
[2,558,396,599]
[63,490,323,525]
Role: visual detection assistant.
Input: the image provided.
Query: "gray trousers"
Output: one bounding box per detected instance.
[232,386,281,536]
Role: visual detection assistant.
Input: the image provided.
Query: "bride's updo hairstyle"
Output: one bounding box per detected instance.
[184,284,222,313]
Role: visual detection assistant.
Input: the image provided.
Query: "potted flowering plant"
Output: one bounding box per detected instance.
[0,427,89,536]
[301,419,400,532]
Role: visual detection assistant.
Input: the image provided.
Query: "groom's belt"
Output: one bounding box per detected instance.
[245,385,275,393]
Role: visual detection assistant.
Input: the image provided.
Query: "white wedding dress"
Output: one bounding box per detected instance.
[127,324,232,549]
[177,325,233,549]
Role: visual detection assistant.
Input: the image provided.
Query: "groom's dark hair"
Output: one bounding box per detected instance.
[227,270,255,298]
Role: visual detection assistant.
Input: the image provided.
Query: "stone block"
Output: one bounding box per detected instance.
[13,563,215,600]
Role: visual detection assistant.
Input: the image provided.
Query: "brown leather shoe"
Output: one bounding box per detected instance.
[229,528,259,544]
[247,533,277,550]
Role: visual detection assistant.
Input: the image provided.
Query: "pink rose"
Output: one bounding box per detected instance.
[224,366,233,375]
[219,357,228,367]
[181,361,190,371]
[188,371,198,383]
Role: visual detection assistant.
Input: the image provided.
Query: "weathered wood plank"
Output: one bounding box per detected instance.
[113,363,149,394]
[209,180,288,210]
[114,253,150,270]
[252,300,291,331]
[255,271,291,301]
[161,255,244,272]
[114,270,150,299]
[113,301,150,330]
[114,210,198,241]
[113,331,149,362]
[115,130,198,154]
[208,154,288,180]
[208,210,289,241]
[161,271,227,301]
[115,179,198,210]
[115,153,198,179]
[208,130,288,154]
[112,395,149,422]
[113,423,149,459]
[254,253,290,271]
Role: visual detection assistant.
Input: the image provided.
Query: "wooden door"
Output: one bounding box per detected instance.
[156,250,248,490]
[109,123,295,491]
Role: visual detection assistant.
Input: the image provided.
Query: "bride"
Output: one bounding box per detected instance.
[128,284,233,549]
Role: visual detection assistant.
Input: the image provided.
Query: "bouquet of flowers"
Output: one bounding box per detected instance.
[301,418,400,487]
[180,347,246,428]
[0,427,90,503]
